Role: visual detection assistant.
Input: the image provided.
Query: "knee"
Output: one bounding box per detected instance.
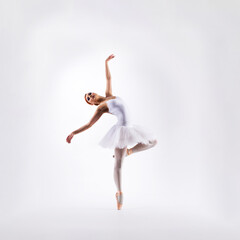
[114,162,122,169]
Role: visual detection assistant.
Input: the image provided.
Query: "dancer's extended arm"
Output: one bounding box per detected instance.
[66,107,106,143]
[105,54,115,97]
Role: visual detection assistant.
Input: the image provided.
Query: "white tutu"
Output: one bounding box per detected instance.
[98,96,156,149]
[99,123,156,149]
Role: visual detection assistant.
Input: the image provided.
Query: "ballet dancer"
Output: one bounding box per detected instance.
[66,54,157,210]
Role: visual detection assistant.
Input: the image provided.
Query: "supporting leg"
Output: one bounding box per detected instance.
[113,147,126,210]
[113,147,127,192]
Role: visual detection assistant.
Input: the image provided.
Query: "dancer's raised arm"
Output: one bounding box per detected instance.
[66,106,107,143]
[105,54,115,97]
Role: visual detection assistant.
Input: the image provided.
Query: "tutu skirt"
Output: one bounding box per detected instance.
[99,123,156,149]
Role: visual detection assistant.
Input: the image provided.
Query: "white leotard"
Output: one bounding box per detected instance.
[106,97,130,126]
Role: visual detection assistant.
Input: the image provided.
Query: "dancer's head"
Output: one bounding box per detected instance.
[84,92,105,106]
[84,92,97,105]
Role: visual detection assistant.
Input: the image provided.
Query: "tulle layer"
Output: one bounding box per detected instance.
[99,124,156,149]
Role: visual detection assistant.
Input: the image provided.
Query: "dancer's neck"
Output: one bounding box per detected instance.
[95,95,107,105]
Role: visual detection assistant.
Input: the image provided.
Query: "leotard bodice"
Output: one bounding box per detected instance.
[106,97,130,126]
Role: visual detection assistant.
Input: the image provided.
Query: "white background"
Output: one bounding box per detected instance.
[0,0,240,239]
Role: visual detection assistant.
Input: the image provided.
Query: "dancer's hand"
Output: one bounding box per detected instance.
[66,132,74,143]
[106,54,115,62]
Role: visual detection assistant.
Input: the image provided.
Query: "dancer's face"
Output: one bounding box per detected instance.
[85,92,97,105]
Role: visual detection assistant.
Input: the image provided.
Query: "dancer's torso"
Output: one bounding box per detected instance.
[100,96,130,126]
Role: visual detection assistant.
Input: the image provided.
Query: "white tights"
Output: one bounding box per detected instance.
[113,139,157,192]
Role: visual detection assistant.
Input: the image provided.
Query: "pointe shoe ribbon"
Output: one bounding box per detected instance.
[115,192,123,210]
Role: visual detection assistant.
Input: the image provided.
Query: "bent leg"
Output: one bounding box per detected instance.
[113,147,127,192]
[129,139,157,155]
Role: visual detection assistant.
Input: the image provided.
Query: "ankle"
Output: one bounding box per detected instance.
[127,148,132,155]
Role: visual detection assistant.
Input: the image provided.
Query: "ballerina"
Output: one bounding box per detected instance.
[66,54,157,210]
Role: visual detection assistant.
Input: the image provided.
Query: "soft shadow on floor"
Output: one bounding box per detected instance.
[1,206,239,240]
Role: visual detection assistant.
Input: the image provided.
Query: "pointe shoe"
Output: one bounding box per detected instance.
[115,191,123,210]
[113,148,132,158]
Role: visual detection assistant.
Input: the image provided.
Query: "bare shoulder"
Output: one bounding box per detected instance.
[97,96,117,113]
[97,102,108,113]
